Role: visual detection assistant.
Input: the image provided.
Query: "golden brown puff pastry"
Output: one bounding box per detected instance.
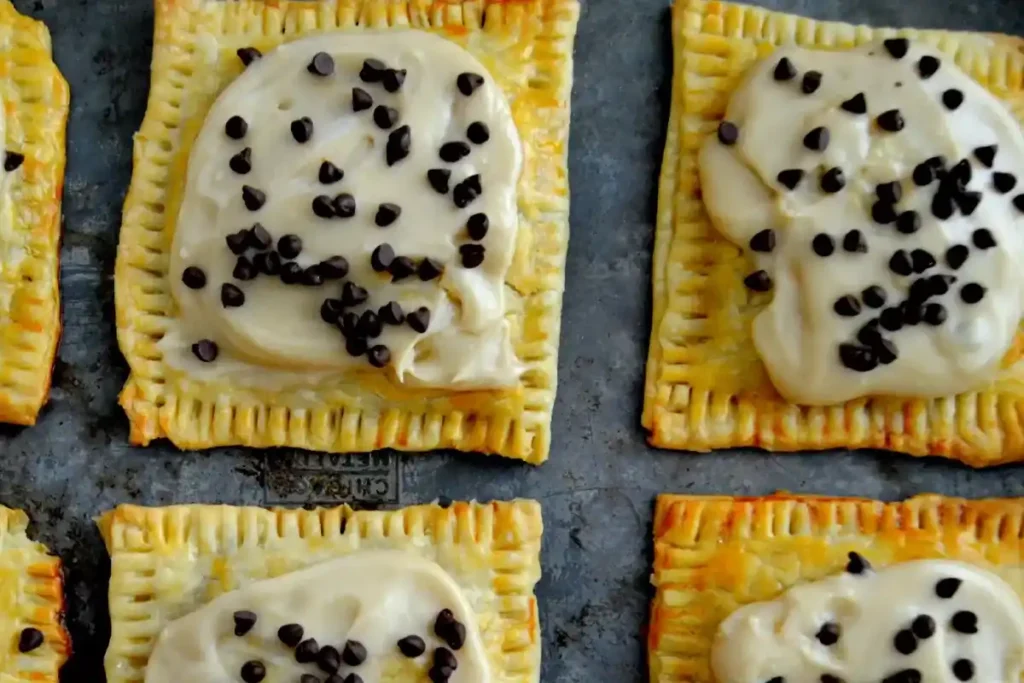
[99,500,542,683]
[643,0,1024,466]
[114,0,579,463]
[0,506,69,682]
[0,0,68,426]
[649,493,1024,683]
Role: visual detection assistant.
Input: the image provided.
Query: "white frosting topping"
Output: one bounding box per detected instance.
[144,550,489,683]
[712,558,1024,683]
[700,41,1024,405]
[164,30,524,390]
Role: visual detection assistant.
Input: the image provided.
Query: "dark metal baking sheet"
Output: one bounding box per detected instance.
[1,0,1023,680]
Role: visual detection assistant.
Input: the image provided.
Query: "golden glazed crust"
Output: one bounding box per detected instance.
[0,506,69,682]
[99,500,543,683]
[0,0,68,426]
[643,0,1024,466]
[114,0,579,463]
[649,493,1024,683]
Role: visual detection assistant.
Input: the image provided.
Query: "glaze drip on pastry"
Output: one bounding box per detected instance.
[700,40,1024,405]
[711,555,1024,683]
[143,550,489,683]
[164,30,524,389]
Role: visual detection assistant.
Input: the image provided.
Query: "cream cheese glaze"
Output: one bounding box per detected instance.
[144,550,489,683]
[700,41,1024,405]
[164,30,524,389]
[711,557,1024,683]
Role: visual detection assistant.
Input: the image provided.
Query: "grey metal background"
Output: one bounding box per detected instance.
[1,0,1023,680]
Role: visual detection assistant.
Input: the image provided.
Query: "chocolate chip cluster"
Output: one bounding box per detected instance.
[230,605,469,683]
[182,47,496,370]
[717,38,1024,374]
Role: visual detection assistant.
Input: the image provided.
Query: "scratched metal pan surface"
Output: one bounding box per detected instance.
[1,0,1023,680]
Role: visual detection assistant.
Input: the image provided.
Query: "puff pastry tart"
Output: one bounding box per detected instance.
[99,500,542,683]
[114,0,578,463]
[644,0,1024,466]
[0,0,68,426]
[650,493,1024,683]
[0,506,69,682]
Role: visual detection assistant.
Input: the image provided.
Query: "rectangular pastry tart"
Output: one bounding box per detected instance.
[650,493,1024,683]
[0,506,68,682]
[99,500,542,683]
[0,0,68,426]
[115,0,579,463]
[644,0,1024,466]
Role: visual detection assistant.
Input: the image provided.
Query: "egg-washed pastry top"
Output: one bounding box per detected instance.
[701,38,1024,405]
[712,552,1024,683]
[164,30,523,391]
[144,550,486,683]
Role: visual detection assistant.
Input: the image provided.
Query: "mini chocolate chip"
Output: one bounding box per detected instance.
[842,229,867,253]
[407,307,431,333]
[889,249,913,276]
[773,57,796,81]
[749,229,776,253]
[230,147,252,174]
[319,256,348,280]
[346,335,368,357]
[717,121,739,145]
[896,211,921,234]
[911,249,936,273]
[883,38,909,58]
[434,647,458,671]
[453,175,482,208]
[291,117,314,142]
[820,167,845,193]
[382,68,407,92]
[226,231,248,256]
[954,191,981,216]
[993,172,1017,194]
[929,274,956,296]
[812,233,835,257]
[440,141,471,162]
[467,122,490,144]
[191,339,218,362]
[942,89,964,110]
[352,87,373,112]
[296,638,320,663]
[839,343,878,372]
[744,270,772,292]
[1015,194,1024,213]
[241,661,266,683]
[280,262,303,284]
[386,125,412,166]
[875,181,903,203]
[880,307,903,331]
[225,115,248,139]
[301,266,324,286]
[247,223,272,250]
[278,623,304,647]
[321,299,343,324]
[917,55,940,78]
[952,659,974,681]
[182,266,207,289]
[460,244,485,268]
[457,72,484,95]
[398,635,426,657]
[909,278,934,302]
[931,191,954,220]
[374,105,399,129]
[241,185,266,211]
[872,201,898,224]
[926,155,947,169]
[343,675,364,683]
[312,194,336,218]
[882,671,922,683]
[278,234,302,259]
[893,629,917,655]
[803,126,829,151]
[840,93,867,114]
[233,256,257,281]
[816,622,841,646]
[846,551,871,574]
[367,345,390,368]
[237,47,262,66]
[371,244,395,272]
[862,286,886,308]
[913,161,938,186]
[333,193,356,218]
[951,611,977,634]
[308,51,334,76]
[375,203,401,227]
[389,256,415,282]
[319,161,343,184]
[221,283,245,307]
[338,311,360,337]
[876,338,898,365]
[949,158,972,186]
[428,666,453,683]
[360,58,387,82]
[467,213,489,240]
[379,301,405,325]
[342,282,369,307]
[777,169,804,190]
[912,615,935,639]
[801,70,822,94]
[973,144,997,168]
[833,295,861,317]
[946,244,969,270]
[17,628,44,653]
[254,251,281,276]
[960,283,986,304]
[418,258,444,281]
[428,168,451,193]
[318,645,341,674]
[876,109,905,132]
[972,228,996,249]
